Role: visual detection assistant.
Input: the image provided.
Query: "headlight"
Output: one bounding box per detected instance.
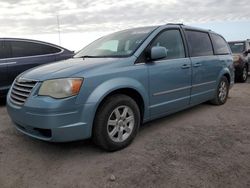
[38,78,83,99]
[233,55,240,62]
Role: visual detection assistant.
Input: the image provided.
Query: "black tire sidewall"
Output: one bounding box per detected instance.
[93,94,140,151]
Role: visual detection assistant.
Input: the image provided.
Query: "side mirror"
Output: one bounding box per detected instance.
[150,46,167,60]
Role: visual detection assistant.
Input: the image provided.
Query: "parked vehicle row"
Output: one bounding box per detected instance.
[0,38,74,98]
[228,39,250,82]
[6,24,234,151]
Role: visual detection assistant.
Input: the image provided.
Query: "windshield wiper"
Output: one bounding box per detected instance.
[74,55,97,59]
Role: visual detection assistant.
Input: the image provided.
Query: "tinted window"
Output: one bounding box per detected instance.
[211,34,231,54]
[151,29,185,60]
[10,41,61,58]
[0,41,5,59]
[185,30,213,57]
[0,41,11,59]
[228,42,245,53]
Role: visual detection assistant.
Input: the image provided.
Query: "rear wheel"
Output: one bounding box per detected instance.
[210,76,229,105]
[93,94,140,151]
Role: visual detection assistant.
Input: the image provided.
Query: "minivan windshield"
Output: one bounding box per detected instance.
[74,27,156,58]
[228,42,245,54]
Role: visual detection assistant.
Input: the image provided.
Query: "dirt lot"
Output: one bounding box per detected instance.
[0,80,250,188]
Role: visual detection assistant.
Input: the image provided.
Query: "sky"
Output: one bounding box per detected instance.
[0,0,250,51]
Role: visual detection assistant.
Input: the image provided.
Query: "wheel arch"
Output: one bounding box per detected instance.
[245,62,249,71]
[98,87,145,118]
[91,87,147,137]
[83,77,150,136]
[218,68,232,85]
[223,72,231,84]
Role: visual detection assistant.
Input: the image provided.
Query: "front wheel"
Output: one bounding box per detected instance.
[210,76,229,105]
[93,94,140,151]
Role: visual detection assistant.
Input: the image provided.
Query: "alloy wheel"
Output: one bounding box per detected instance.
[218,81,228,102]
[242,67,248,81]
[107,105,135,143]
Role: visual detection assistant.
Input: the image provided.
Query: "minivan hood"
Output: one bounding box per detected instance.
[232,53,242,56]
[21,57,129,81]
[232,54,241,58]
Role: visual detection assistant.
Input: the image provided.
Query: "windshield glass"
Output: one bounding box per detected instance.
[229,42,245,53]
[74,27,156,58]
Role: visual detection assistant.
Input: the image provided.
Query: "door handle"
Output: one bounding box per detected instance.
[181,64,191,69]
[193,63,202,67]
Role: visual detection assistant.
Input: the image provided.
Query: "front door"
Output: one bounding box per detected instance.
[148,29,192,118]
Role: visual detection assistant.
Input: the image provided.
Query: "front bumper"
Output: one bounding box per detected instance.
[7,93,96,142]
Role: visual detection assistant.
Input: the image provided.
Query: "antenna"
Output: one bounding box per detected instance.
[56,14,61,45]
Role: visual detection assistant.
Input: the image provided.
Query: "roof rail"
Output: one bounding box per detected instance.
[166,23,184,26]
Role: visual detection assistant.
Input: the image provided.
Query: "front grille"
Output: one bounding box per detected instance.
[10,79,37,106]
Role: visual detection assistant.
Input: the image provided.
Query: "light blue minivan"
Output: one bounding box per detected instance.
[7,24,234,151]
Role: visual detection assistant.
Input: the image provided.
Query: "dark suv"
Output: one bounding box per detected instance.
[0,38,74,97]
[228,40,250,82]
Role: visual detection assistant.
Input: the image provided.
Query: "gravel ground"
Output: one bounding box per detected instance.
[0,79,250,188]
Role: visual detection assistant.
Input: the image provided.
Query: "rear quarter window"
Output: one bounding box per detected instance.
[10,41,61,58]
[210,34,231,55]
[185,30,213,57]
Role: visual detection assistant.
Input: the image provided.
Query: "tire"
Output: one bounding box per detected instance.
[238,65,248,83]
[93,94,141,151]
[210,76,229,105]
